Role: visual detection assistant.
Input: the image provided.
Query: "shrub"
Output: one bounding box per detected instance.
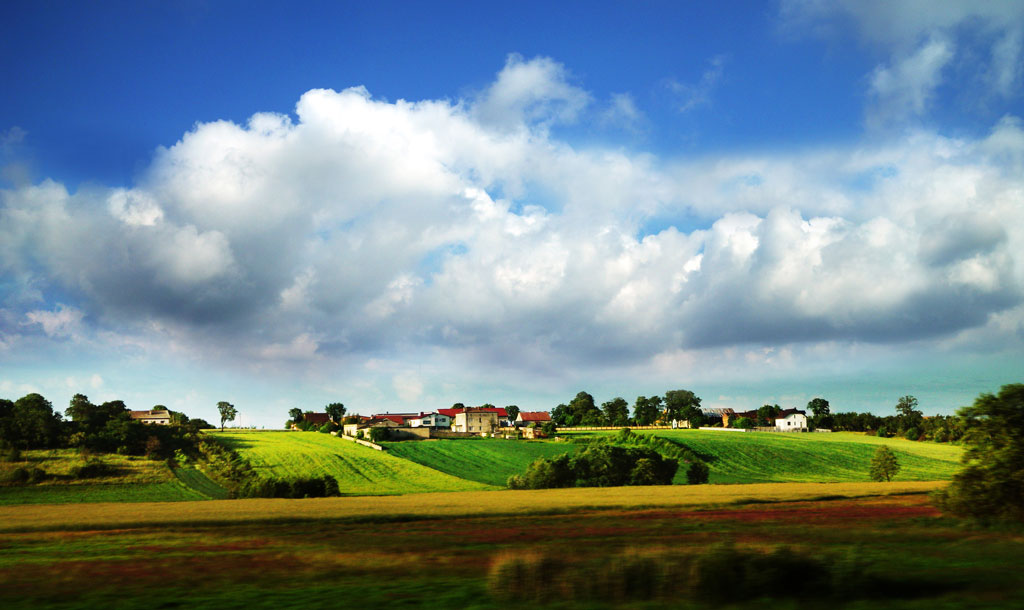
[368,427,389,442]
[903,426,921,441]
[686,460,710,484]
[70,458,116,479]
[0,443,21,463]
[869,445,900,482]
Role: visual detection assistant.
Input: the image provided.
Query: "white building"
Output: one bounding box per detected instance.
[775,412,808,431]
[409,412,452,428]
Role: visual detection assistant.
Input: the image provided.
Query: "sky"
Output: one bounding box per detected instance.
[1,0,1023,428]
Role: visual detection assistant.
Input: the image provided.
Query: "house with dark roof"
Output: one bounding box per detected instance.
[129,410,171,425]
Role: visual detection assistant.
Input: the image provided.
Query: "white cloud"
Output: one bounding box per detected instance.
[473,54,591,130]
[867,35,953,126]
[24,304,84,338]
[392,372,424,404]
[667,55,727,113]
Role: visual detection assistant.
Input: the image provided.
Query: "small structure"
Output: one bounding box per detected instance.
[700,407,736,427]
[129,410,171,425]
[452,407,499,434]
[775,411,808,431]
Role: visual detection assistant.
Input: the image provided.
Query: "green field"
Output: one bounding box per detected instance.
[383,438,582,486]
[600,430,963,484]
[209,430,493,494]
[0,449,224,505]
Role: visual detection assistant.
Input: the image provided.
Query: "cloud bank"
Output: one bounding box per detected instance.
[1,55,1022,389]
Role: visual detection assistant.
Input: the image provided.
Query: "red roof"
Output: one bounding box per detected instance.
[303,412,331,425]
[517,411,551,422]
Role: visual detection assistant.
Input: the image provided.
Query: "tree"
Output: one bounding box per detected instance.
[869,445,900,482]
[10,393,63,449]
[65,394,129,434]
[288,408,304,423]
[807,398,830,418]
[933,384,1024,524]
[567,391,602,426]
[217,401,237,431]
[505,405,520,422]
[551,403,570,426]
[756,404,782,427]
[633,395,662,426]
[325,402,346,424]
[601,397,629,427]
[664,389,701,423]
[895,395,922,432]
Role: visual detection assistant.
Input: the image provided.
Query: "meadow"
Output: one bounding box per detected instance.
[209,430,493,494]
[383,437,583,486]
[1,486,1021,609]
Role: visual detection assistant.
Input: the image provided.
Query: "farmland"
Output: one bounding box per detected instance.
[383,438,583,486]
[1,485,1022,609]
[209,430,493,494]
[560,430,964,484]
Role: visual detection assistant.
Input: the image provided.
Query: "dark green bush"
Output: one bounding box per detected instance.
[70,458,115,479]
[0,443,21,462]
[686,460,710,484]
[508,445,676,489]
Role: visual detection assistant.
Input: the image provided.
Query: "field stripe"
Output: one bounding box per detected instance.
[0,480,946,533]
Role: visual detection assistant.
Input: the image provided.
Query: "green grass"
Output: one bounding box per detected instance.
[382,438,580,486]
[0,482,208,505]
[208,430,493,494]
[594,430,963,484]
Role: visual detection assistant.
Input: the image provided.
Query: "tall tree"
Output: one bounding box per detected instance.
[10,393,63,448]
[869,445,900,482]
[288,408,304,423]
[601,397,629,427]
[325,402,346,423]
[505,405,520,422]
[550,403,570,426]
[217,401,237,431]
[934,384,1024,524]
[568,391,603,426]
[807,398,830,418]
[895,395,923,431]
[632,395,663,426]
[663,389,702,423]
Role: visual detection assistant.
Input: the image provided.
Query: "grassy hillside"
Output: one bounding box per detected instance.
[625,430,963,484]
[383,439,581,486]
[209,431,493,495]
[0,449,220,505]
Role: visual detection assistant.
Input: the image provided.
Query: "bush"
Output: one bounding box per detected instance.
[903,426,921,441]
[686,460,710,484]
[508,445,677,489]
[2,466,47,484]
[0,443,21,462]
[70,458,116,479]
[368,427,389,442]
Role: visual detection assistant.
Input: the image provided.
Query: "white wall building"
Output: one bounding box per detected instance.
[775,412,807,431]
[409,412,451,428]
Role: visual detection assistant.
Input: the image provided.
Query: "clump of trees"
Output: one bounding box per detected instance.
[550,389,703,428]
[507,444,678,489]
[933,383,1024,524]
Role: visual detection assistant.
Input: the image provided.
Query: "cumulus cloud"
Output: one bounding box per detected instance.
[1,56,1022,383]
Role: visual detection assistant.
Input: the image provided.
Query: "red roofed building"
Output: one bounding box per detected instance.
[516,411,551,424]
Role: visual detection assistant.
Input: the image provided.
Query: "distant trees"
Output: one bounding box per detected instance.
[756,404,782,427]
[664,390,702,425]
[288,408,303,423]
[505,405,520,422]
[601,397,629,427]
[325,402,346,424]
[632,395,662,426]
[934,384,1024,524]
[2,394,64,449]
[217,401,237,431]
[869,446,900,482]
[807,397,832,429]
[507,445,678,490]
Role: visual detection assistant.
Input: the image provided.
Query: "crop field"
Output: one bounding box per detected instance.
[383,438,582,486]
[561,430,963,484]
[1,485,1021,609]
[0,449,217,505]
[209,430,493,494]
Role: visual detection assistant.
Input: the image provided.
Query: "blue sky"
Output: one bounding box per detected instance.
[2,1,1022,427]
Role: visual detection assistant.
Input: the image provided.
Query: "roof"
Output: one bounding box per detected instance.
[700,407,735,415]
[302,412,331,425]
[517,411,551,422]
[129,410,170,420]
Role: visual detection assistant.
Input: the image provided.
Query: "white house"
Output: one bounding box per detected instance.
[775,412,807,431]
[409,412,452,428]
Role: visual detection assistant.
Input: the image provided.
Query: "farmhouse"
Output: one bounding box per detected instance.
[775,411,808,431]
[129,409,171,425]
[452,407,499,434]
[700,407,735,427]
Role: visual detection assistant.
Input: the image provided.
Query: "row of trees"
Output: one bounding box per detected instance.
[0,392,220,457]
[550,390,703,428]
